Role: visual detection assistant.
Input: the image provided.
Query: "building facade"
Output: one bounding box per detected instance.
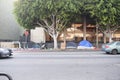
[46,23,120,43]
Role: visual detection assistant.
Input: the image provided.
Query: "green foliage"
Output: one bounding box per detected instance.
[14,0,120,31]
[14,0,80,29]
[86,0,120,27]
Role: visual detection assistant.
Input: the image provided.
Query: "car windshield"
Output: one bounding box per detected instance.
[107,42,116,45]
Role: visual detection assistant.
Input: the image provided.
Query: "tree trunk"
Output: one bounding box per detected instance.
[109,32,113,42]
[53,15,58,49]
[83,16,86,40]
[53,35,58,49]
[63,29,66,49]
[96,25,99,48]
[103,33,107,43]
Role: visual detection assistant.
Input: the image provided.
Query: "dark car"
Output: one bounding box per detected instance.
[0,48,13,58]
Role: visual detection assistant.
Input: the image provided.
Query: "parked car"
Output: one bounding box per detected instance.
[102,41,120,54]
[0,48,13,58]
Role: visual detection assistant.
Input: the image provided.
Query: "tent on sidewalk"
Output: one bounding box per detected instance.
[66,41,77,49]
[77,40,94,49]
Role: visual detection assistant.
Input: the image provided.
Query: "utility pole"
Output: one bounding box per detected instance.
[96,24,99,48]
[83,16,86,40]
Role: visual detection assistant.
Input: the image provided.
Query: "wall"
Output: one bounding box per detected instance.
[0,0,24,41]
[31,27,45,43]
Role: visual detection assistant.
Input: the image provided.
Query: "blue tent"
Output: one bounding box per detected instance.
[78,40,93,47]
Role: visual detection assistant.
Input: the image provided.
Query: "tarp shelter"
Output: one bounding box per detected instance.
[77,40,94,49]
[78,40,93,47]
[66,41,77,49]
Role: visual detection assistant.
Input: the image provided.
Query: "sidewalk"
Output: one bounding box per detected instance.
[13,48,101,53]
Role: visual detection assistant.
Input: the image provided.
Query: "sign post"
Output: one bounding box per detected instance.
[24,30,29,48]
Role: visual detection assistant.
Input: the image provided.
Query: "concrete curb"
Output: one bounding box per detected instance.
[12,48,101,53]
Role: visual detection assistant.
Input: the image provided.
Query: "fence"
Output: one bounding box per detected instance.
[0,41,20,48]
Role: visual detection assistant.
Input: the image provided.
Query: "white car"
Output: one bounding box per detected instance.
[0,48,13,58]
[102,41,120,54]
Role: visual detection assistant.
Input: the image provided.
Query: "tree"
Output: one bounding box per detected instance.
[86,0,120,43]
[14,0,80,49]
[75,0,97,40]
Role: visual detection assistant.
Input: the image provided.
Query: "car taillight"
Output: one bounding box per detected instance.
[105,45,109,48]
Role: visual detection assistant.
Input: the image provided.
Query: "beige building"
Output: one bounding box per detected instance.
[46,23,120,43]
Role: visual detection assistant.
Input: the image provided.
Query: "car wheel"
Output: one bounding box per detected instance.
[112,49,118,55]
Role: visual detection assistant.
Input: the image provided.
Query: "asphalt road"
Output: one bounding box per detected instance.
[0,51,120,80]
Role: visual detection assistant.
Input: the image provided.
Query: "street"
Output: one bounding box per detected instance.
[0,51,120,80]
